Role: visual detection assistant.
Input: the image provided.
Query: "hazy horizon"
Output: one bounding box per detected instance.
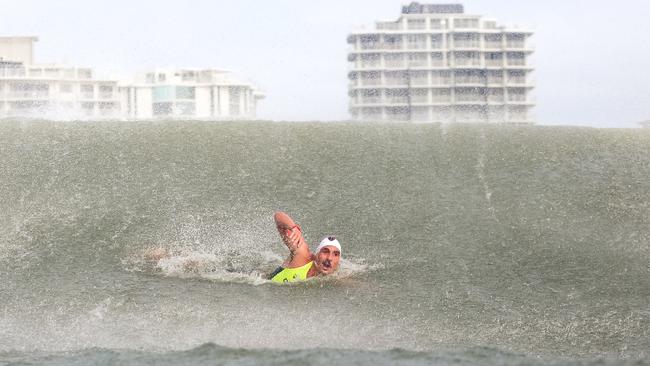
[2,0,649,127]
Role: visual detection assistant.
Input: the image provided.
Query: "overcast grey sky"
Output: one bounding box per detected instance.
[2,0,649,127]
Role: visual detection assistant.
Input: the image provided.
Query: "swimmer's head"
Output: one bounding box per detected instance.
[313,236,341,275]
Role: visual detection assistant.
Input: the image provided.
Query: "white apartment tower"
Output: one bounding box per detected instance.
[347,3,534,123]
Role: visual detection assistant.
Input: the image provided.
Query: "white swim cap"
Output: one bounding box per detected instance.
[316,236,341,253]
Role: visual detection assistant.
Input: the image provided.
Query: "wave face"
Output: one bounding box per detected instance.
[0,120,649,363]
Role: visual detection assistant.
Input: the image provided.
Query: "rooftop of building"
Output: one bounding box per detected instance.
[402,3,464,14]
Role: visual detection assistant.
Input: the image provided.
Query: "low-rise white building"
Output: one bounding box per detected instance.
[121,68,264,120]
[0,36,264,120]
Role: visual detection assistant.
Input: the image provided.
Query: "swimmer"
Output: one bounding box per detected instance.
[268,211,341,283]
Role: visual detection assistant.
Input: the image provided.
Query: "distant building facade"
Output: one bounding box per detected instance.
[0,37,264,120]
[347,3,534,123]
[121,68,263,120]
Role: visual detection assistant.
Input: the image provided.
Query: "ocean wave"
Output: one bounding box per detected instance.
[1,343,648,366]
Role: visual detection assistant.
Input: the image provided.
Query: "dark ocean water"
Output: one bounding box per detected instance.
[0,120,648,365]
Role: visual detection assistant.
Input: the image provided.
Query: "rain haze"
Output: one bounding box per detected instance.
[1,0,649,126]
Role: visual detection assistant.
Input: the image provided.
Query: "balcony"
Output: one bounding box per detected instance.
[506,77,527,85]
[507,94,528,102]
[385,60,405,68]
[487,77,504,84]
[377,22,403,31]
[360,42,381,50]
[453,40,481,49]
[360,60,382,69]
[487,94,504,102]
[411,94,429,103]
[431,95,451,103]
[6,91,49,99]
[410,77,429,86]
[407,59,428,68]
[453,59,481,67]
[455,77,486,85]
[506,40,526,49]
[385,96,408,104]
[485,59,504,67]
[383,42,404,50]
[360,78,381,86]
[506,58,527,66]
[431,79,451,86]
[484,41,502,50]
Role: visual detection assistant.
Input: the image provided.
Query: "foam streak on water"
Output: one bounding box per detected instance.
[0,120,649,364]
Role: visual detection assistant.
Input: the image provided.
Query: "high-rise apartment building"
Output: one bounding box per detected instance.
[347,3,534,123]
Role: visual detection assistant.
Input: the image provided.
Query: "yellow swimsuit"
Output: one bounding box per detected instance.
[269,261,313,283]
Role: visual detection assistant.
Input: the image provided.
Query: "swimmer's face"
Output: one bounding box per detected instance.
[313,246,341,275]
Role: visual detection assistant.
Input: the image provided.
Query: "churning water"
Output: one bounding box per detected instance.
[0,120,648,365]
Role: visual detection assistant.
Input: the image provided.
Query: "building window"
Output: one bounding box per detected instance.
[78,69,92,79]
[9,82,49,98]
[152,86,174,102]
[158,73,166,82]
[430,19,446,29]
[377,21,402,30]
[506,52,526,66]
[181,71,195,81]
[229,87,241,115]
[98,102,117,115]
[483,20,497,29]
[453,18,479,29]
[507,71,526,84]
[81,84,94,99]
[430,52,444,67]
[80,102,94,116]
[487,70,504,84]
[176,86,195,99]
[384,53,404,68]
[453,33,480,48]
[360,89,381,104]
[506,34,526,48]
[385,89,409,104]
[487,88,504,102]
[153,102,173,116]
[360,71,381,86]
[60,83,73,93]
[431,88,451,102]
[407,53,428,67]
[360,53,381,68]
[507,88,526,101]
[385,71,407,86]
[176,102,195,115]
[99,85,113,99]
[360,35,380,50]
[383,35,403,50]
[431,71,451,85]
[485,34,502,49]
[430,34,443,49]
[454,51,481,66]
[407,19,426,30]
[407,35,427,50]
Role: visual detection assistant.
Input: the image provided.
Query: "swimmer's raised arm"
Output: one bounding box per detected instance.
[274,211,312,267]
